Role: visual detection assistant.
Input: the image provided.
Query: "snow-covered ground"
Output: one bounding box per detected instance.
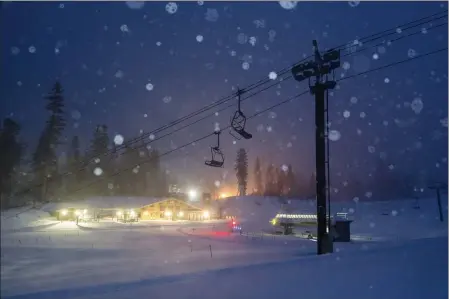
[0,207,59,233]
[1,196,447,299]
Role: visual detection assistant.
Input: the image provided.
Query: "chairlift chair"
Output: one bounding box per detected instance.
[230,89,253,140]
[205,131,225,168]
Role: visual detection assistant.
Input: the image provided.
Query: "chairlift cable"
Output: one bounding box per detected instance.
[64,45,448,195]
[13,12,447,198]
[28,10,447,178]
[60,10,449,164]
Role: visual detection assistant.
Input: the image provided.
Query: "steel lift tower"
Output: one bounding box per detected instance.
[292,40,340,255]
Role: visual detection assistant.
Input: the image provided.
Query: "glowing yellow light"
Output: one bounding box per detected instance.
[61,209,67,216]
[178,211,184,217]
[165,210,172,217]
[203,210,210,218]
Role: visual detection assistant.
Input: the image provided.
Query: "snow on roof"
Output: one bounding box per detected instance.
[42,196,168,211]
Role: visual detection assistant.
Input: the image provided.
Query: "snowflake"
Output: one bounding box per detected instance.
[268,71,278,80]
[71,110,81,120]
[249,36,257,46]
[165,2,178,14]
[237,33,248,44]
[242,62,250,70]
[279,1,297,10]
[146,83,154,91]
[120,24,130,33]
[11,47,20,55]
[28,46,36,53]
[328,130,341,141]
[115,70,124,78]
[411,97,423,114]
[407,49,417,58]
[348,1,360,7]
[126,1,145,9]
[196,35,204,43]
[114,135,124,145]
[205,8,219,22]
[93,167,103,176]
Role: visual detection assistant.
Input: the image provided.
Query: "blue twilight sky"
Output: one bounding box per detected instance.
[1,1,448,194]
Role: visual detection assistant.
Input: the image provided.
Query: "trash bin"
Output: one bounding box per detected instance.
[334,220,352,242]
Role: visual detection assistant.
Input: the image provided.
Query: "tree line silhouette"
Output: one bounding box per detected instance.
[0,82,167,209]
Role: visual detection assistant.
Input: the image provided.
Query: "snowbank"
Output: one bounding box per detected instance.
[41,196,166,212]
[0,207,57,232]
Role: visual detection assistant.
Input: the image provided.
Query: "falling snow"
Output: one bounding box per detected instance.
[196,35,204,43]
[166,2,178,14]
[93,167,103,176]
[146,83,154,91]
[328,130,341,141]
[348,1,360,7]
[125,1,145,10]
[114,134,124,145]
[279,1,298,10]
[205,8,219,22]
[411,97,424,114]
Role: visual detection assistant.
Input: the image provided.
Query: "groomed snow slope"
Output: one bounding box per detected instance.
[1,196,447,299]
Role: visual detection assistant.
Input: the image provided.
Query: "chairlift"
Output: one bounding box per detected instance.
[205,131,224,168]
[229,89,253,140]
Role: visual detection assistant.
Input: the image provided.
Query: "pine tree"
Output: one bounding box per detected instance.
[148,149,166,196]
[32,82,66,203]
[275,167,284,196]
[0,118,23,208]
[234,148,248,196]
[285,165,296,196]
[88,125,110,195]
[67,136,81,192]
[264,163,275,196]
[253,157,263,195]
[308,172,317,199]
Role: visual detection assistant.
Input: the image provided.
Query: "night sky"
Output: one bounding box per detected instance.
[1,1,448,195]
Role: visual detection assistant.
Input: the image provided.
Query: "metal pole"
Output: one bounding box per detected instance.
[314,84,328,255]
[325,88,331,234]
[436,188,444,222]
